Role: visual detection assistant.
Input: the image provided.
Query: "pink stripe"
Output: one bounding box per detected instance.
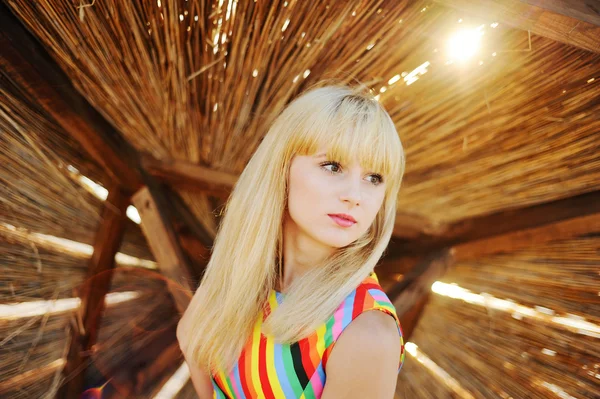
[230,370,242,398]
[310,370,325,397]
[331,304,345,339]
[369,293,388,302]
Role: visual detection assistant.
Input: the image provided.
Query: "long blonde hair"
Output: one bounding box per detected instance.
[183,81,405,374]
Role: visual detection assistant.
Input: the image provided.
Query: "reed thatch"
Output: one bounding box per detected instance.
[0,73,153,260]
[5,0,600,227]
[1,0,599,398]
[400,232,600,399]
[0,228,166,398]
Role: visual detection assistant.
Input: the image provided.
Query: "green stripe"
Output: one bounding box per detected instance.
[302,378,317,399]
[281,343,304,397]
[224,375,235,397]
[323,314,336,348]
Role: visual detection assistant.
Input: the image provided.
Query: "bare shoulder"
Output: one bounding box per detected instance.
[176,283,215,399]
[177,281,206,348]
[322,310,401,399]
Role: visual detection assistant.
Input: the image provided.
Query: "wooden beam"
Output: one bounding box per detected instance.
[376,256,421,284]
[142,154,237,199]
[386,190,600,258]
[397,294,430,342]
[101,320,179,399]
[433,0,600,53]
[58,185,130,399]
[393,212,448,239]
[135,343,183,394]
[521,0,600,26]
[0,4,142,193]
[132,179,195,313]
[166,186,215,249]
[387,250,455,340]
[453,212,600,261]
[388,250,455,314]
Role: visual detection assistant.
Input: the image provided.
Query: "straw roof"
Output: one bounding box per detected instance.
[1,0,599,398]
[399,233,600,398]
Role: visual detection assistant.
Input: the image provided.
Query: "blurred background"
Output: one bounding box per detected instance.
[1,0,599,398]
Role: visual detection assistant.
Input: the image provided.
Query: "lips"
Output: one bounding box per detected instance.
[328,214,357,227]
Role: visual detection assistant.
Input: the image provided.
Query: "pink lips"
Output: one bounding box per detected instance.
[328,214,357,227]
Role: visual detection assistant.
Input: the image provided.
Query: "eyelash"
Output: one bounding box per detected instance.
[320,161,384,185]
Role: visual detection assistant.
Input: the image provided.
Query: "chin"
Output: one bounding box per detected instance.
[318,232,359,249]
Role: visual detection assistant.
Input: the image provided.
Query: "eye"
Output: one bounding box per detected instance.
[320,161,342,174]
[367,174,384,186]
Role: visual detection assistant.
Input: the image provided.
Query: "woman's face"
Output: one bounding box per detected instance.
[285,146,387,249]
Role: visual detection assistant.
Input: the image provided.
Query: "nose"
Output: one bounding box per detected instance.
[339,175,362,206]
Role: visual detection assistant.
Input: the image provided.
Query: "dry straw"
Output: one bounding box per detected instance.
[2,0,600,398]
[6,0,599,227]
[400,233,600,398]
[1,75,153,259]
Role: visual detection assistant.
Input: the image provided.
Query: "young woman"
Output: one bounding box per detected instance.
[177,82,406,399]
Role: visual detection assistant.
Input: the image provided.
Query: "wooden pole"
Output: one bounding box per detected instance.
[132,178,196,313]
[57,185,130,399]
[386,190,600,258]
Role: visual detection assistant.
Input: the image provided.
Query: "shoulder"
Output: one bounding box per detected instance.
[344,272,403,338]
[322,310,401,398]
[337,310,401,350]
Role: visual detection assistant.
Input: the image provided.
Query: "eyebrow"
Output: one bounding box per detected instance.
[314,152,327,158]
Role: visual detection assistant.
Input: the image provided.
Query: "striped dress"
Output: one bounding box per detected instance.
[210,271,405,398]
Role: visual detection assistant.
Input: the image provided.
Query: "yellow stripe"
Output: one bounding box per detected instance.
[265,292,286,397]
[220,373,235,398]
[213,367,234,398]
[314,322,327,358]
[250,308,264,396]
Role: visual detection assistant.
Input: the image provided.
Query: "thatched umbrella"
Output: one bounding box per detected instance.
[1,0,599,398]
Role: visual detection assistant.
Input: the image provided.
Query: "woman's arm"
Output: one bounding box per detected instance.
[176,282,215,399]
[321,311,401,399]
[177,318,215,399]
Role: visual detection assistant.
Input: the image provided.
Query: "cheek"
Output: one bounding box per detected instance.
[288,172,326,217]
[363,191,386,222]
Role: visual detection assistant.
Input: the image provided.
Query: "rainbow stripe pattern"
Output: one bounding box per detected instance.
[210,272,405,398]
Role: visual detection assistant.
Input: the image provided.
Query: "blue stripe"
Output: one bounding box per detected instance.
[231,361,246,399]
[315,362,326,388]
[342,290,356,328]
[211,379,227,398]
[274,341,296,397]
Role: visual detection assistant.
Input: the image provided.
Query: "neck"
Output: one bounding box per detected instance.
[278,213,334,293]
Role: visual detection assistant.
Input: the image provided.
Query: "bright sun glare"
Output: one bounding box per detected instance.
[447,28,483,61]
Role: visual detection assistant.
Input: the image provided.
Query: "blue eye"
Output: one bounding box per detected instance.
[320,161,342,174]
[368,174,384,186]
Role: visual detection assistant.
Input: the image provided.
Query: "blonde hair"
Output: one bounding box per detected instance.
[183,81,405,374]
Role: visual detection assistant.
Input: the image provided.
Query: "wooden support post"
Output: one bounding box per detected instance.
[132,179,195,313]
[387,250,455,341]
[142,154,237,199]
[135,343,183,394]
[452,213,600,261]
[398,294,431,342]
[387,190,600,258]
[57,186,130,399]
